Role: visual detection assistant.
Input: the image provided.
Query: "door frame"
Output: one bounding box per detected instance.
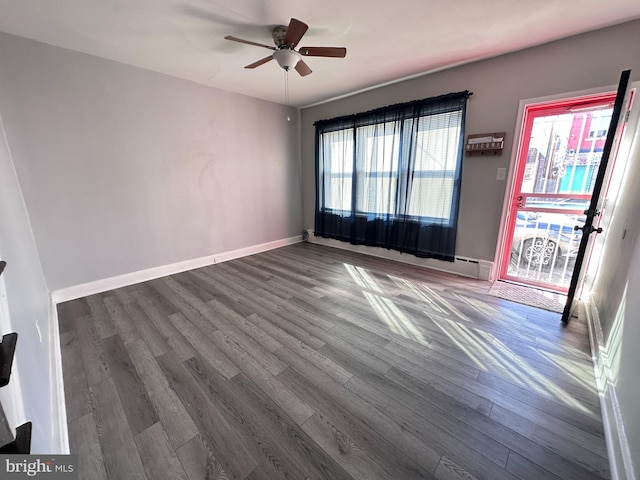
[579,82,639,300]
[562,74,635,322]
[493,85,620,283]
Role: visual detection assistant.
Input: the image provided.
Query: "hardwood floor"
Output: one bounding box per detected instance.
[57,242,609,480]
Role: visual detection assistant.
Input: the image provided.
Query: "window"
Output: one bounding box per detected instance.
[321,130,353,212]
[407,112,462,220]
[314,91,469,261]
[357,124,399,215]
[587,111,612,138]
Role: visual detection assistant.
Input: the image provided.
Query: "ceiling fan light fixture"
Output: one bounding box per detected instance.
[273,49,301,71]
[225,18,346,76]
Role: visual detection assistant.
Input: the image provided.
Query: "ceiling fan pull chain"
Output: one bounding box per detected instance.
[284,69,289,107]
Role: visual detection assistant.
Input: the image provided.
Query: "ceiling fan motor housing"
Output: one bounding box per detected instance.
[272,26,289,47]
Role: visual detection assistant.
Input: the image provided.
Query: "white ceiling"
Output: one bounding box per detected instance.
[1,0,639,107]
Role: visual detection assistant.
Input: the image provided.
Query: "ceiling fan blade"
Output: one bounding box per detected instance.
[225,36,276,51]
[283,18,308,47]
[245,56,274,69]
[295,60,312,77]
[299,47,347,58]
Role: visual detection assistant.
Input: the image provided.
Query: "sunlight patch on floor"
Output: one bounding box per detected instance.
[431,317,491,371]
[388,275,433,299]
[344,263,383,293]
[535,350,599,394]
[343,262,596,415]
[433,316,595,415]
[363,291,428,344]
[435,318,523,380]
[387,275,472,321]
[450,291,499,319]
[418,284,470,321]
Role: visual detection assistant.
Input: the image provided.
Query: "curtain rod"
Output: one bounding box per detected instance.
[314,90,472,126]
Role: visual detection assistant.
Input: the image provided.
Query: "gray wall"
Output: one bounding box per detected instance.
[301,19,640,264]
[0,31,303,453]
[0,111,56,453]
[0,32,302,291]
[616,239,640,477]
[301,20,640,476]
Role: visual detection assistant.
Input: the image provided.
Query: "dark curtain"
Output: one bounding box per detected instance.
[314,91,469,261]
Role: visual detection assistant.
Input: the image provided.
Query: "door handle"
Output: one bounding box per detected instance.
[574,225,603,234]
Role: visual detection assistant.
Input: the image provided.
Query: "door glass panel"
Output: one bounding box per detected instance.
[501,96,615,292]
[522,108,612,197]
[508,208,583,287]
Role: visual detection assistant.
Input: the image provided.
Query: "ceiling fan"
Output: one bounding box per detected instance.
[224,18,347,76]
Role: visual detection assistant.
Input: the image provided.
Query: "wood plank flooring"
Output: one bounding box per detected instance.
[57,243,609,480]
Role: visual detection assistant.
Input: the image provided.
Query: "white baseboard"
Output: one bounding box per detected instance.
[49,298,69,454]
[305,229,492,280]
[51,235,302,303]
[585,299,636,480]
[48,235,301,454]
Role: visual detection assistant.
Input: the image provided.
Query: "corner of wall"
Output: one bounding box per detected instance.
[52,235,303,303]
[585,298,636,480]
[0,105,68,454]
[48,296,69,454]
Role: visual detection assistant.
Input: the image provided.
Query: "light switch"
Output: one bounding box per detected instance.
[496,167,507,180]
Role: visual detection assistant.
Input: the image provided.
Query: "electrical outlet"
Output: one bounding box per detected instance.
[496,167,507,180]
[214,255,223,263]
